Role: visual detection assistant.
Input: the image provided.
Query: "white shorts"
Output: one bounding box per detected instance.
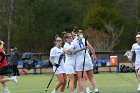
[75,54,93,72]
[64,59,76,74]
[53,65,65,74]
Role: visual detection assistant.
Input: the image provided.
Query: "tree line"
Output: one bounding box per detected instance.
[0,0,140,53]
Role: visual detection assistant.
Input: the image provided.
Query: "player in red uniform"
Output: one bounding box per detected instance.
[0,40,18,93]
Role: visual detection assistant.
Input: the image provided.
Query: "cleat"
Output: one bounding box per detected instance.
[12,76,18,84]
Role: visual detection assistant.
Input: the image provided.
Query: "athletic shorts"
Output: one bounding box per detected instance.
[0,66,10,75]
[64,63,76,74]
[53,66,65,74]
[75,55,93,72]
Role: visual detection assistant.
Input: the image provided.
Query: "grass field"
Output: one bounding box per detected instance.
[0,73,138,93]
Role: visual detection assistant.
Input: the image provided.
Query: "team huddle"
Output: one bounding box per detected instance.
[50,28,99,93]
[49,30,140,93]
[0,29,140,93]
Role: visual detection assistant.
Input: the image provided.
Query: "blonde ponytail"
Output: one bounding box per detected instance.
[0,40,4,49]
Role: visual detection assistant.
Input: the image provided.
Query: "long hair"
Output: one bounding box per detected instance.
[54,35,62,46]
[62,32,72,42]
[0,40,4,49]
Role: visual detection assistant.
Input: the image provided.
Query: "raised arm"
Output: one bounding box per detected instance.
[67,48,86,54]
[87,41,97,62]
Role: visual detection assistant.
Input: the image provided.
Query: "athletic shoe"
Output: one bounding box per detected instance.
[51,89,56,93]
[95,91,99,93]
[95,89,99,93]
[3,90,10,93]
[12,76,18,84]
[86,87,92,93]
[51,91,56,93]
[137,84,140,91]
[4,86,9,92]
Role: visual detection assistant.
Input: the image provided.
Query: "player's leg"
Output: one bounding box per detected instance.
[16,65,20,76]
[83,72,92,93]
[86,70,99,93]
[76,71,84,93]
[60,73,67,93]
[0,76,18,84]
[0,66,18,84]
[0,75,17,93]
[14,65,20,76]
[68,74,75,93]
[51,73,65,93]
[12,65,16,76]
[0,76,10,93]
[74,74,77,93]
[136,68,140,91]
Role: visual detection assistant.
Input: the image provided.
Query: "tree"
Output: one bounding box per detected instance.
[83,2,125,51]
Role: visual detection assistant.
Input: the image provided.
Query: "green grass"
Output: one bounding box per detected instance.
[0,73,138,93]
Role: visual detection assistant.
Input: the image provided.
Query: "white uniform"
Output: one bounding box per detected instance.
[131,43,140,70]
[63,42,76,74]
[50,46,65,74]
[72,38,93,72]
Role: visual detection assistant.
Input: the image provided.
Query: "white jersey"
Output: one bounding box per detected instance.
[50,46,65,74]
[131,43,140,69]
[63,42,76,74]
[72,38,93,71]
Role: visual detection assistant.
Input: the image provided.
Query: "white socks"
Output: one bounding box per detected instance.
[86,87,90,92]
[8,76,18,84]
[51,89,56,93]
[4,85,9,91]
[95,88,99,92]
[74,88,77,93]
[3,85,10,93]
[60,92,64,93]
[137,84,140,91]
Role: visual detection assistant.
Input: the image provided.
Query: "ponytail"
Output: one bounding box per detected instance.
[0,40,4,49]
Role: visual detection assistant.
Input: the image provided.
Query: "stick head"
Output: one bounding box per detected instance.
[124,50,133,60]
[45,88,48,92]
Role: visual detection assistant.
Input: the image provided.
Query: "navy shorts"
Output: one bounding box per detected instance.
[0,66,10,75]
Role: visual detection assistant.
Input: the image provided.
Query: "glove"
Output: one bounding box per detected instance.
[54,63,60,68]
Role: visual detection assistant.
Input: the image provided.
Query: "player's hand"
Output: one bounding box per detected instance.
[92,54,97,62]
[84,46,88,50]
[54,63,60,68]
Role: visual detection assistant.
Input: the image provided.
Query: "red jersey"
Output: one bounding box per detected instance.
[0,48,8,68]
